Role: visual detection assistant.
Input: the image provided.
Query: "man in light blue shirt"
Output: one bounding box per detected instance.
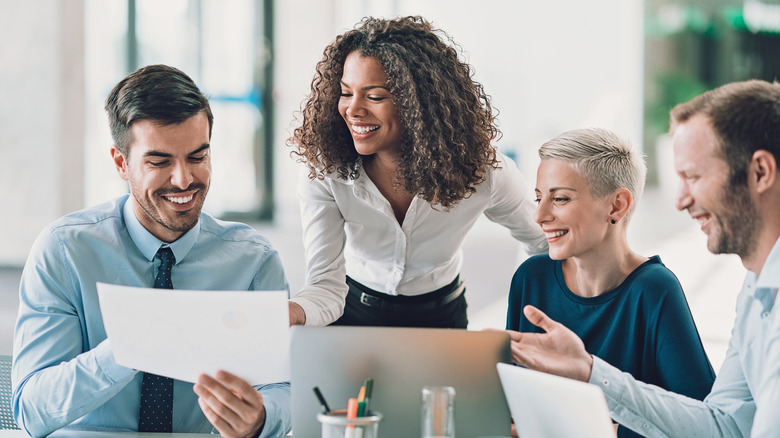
[12,64,291,438]
[507,79,780,437]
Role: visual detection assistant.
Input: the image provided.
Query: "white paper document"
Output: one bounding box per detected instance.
[97,282,290,385]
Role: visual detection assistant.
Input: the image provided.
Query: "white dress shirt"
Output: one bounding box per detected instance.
[589,236,780,437]
[292,152,548,326]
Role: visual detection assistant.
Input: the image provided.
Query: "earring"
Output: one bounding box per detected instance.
[610,219,616,224]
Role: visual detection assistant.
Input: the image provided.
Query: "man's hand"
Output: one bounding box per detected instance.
[194,371,266,438]
[289,301,306,326]
[507,305,594,382]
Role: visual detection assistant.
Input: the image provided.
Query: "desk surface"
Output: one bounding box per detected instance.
[0,428,507,438]
[0,429,303,437]
[0,430,213,437]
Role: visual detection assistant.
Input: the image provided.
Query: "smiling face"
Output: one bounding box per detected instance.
[111,112,211,243]
[673,114,760,258]
[534,159,613,260]
[338,51,404,160]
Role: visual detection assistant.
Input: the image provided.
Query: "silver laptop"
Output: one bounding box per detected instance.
[496,363,616,438]
[291,326,512,438]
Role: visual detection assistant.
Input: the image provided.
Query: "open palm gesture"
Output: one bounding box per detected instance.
[506,305,594,382]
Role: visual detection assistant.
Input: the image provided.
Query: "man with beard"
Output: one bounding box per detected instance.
[506,79,780,437]
[11,65,291,438]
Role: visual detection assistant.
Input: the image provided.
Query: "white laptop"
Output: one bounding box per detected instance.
[291,326,512,438]
[496,362,616,438]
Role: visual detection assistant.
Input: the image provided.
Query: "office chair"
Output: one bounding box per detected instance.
[0,355,20,429]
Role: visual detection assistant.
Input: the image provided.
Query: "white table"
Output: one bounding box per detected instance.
[0,430,213,437]
[0,428,299,437]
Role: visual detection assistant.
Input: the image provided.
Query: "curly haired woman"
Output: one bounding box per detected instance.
[287,16,547,327]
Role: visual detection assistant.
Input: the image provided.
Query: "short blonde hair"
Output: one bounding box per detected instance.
[538,128,647,222]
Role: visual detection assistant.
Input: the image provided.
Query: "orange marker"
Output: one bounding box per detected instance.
[346,397,359,438]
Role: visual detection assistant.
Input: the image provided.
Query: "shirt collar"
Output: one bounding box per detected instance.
[320,158,365,185]
[744,236,780,314]
[122,194,200,264]
[755,236,780,290]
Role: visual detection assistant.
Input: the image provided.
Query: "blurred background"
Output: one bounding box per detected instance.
[1,0,779,372]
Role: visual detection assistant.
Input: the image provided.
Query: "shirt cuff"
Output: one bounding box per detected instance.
[588,355,623,399]
[588,355,662,437]
[290,297,338,327]
[257,382,292,438]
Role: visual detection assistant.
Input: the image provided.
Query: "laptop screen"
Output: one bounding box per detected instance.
[290,326,512,438]
[497,363,616,438]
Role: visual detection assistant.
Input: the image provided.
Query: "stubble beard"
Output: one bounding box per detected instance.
[710,180,760,259]
[134,183,208,234]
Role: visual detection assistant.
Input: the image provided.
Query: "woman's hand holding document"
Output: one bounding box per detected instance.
[97,282,290,385]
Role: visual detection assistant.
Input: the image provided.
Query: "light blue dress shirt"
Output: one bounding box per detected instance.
[589,236,780,437]
[12,195,292,438]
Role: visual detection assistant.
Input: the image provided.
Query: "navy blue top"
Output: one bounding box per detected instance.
[506,255,715,438]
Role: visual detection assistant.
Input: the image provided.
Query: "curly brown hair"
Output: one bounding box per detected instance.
[289,16,500,209]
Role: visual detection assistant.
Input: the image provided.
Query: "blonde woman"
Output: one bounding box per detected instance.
[506,128,715,438]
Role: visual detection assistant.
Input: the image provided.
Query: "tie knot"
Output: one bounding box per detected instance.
[154,247,175,289]
[157,246,175,269]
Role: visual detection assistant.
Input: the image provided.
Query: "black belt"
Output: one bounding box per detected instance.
[347,276,465,312]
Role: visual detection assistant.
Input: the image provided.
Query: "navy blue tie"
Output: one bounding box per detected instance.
[138,247,175,432]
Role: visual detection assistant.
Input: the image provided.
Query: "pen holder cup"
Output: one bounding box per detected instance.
[317,410,383,438]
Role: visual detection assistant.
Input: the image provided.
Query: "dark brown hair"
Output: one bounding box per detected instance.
[670,79,780,186]
[105,64,213,156]
[289,16,500,209]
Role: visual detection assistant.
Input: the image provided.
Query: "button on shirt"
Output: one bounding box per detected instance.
[293,153,548,326]
[589,236,780,437]
[12,195,291,438]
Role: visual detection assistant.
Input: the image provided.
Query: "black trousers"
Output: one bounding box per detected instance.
[331,276,468,328]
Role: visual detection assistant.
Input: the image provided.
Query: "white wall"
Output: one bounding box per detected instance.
[273,0,645,210]
[0,0,85,266]
[0,0,644,265]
